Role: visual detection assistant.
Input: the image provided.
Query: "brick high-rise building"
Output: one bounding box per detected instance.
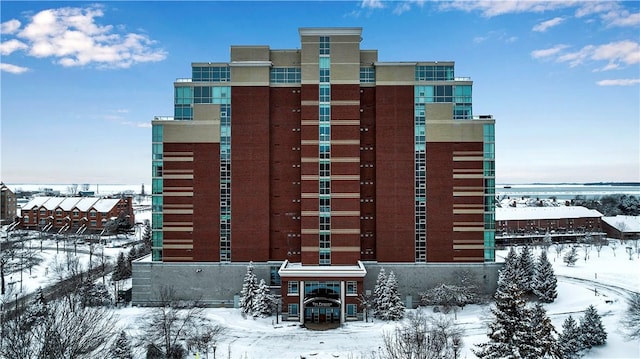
[141,27,497,324]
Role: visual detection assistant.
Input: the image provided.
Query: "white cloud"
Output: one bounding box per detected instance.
[360,0,385,9]
[532,40,639,70]
[439,0,578,17]
[1,19,21,34]
[473,31,518,45]
[3,5,166,69]
[531,44,569,58]
[576,1,640,27]
[533,17,565,32]
[591,40,640,66]
[0,63,30,74]
[0,39,28,55]
[596,78,640,86]
[601,9,640,27]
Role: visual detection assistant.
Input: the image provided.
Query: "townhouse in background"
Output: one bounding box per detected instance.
[19,196,134,233]
[133,27,500,324]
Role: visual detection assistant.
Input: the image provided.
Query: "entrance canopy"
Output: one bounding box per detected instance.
[278,260,367,279]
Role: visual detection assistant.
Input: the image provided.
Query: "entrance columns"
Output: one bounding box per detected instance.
[299,280,304,324]
[340,281,346,324]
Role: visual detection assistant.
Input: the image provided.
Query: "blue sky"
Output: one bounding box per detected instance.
[1,1,639,185]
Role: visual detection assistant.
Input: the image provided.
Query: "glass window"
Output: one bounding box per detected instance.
[415,65,454,81]
[346,281,357,295]
[270,68,301,84]
[288,303,299,316]
[152,125,163,142]
[346,304,357,317]
[319,84,330,102]
[360,67,375,83]
[319,250,331,265]
[192,66,230,82]
[270,266,281,286]
[319,36,330,55]
[288,281,299,295]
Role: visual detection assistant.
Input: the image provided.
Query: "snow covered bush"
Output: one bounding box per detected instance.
[563,246,579,266]
[622,292,640,339]
[420,283,476,313]
[380,309,463,359]
[109,330,133,359]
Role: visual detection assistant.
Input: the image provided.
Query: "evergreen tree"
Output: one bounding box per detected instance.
[79,280,112,307]
[112,252,131,281]
[373,267,387,316]
[110,330,133,359]
[533,251,558,303]
[474,279,535,358]
[517,246,535,294]
[563,246,579,266]
[377,271,404,320]
[252,279,273,317]
[21,287,49,331]
[579,305,607,349]
[239,262,259,316]
[558,315,583,359]
[530,303,560,358]
[500,246,519,288]
[142,219,152,253]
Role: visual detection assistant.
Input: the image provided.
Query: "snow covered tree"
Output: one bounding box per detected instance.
[376,271,404,320]
[252,279,273,317]
[143,286,214,359]
[380,309,463,359]
[373,267,387,315]
[112,251,131,281]
[239,262,259,316]
[517,246,535,294]
[563,246,579,266]
[579,305,607,349]
[21,287,49,330]
[420,283,475,313]
[474,279,537,358]
[622,292,640,339]
[110,330,133,359]
[533,250,558,303]
[558,315,583,359]
[79,280,112,307]
[501,246,519,287]
[530,303,560,358]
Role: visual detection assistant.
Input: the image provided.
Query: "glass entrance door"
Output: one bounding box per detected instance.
[304,307,340,324]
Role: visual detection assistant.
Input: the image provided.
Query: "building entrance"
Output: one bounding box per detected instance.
[304,306,340,324]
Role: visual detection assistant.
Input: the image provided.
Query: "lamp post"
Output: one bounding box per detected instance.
[212,343,217,359]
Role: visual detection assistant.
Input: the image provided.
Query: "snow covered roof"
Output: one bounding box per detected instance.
[20,196,121,213]
[74,197,99,212]
[93,198,121,213]
[496,206,603,221]
[602,216,640,232]
[21,196,56,210]
[58,197,82,211]
[278,260,367,278]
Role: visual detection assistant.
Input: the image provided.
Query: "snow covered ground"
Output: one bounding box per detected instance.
[3,206,639,358]
[117,244,638,359]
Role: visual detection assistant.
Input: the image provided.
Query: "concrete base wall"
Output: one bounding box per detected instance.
[132,256,502,308]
